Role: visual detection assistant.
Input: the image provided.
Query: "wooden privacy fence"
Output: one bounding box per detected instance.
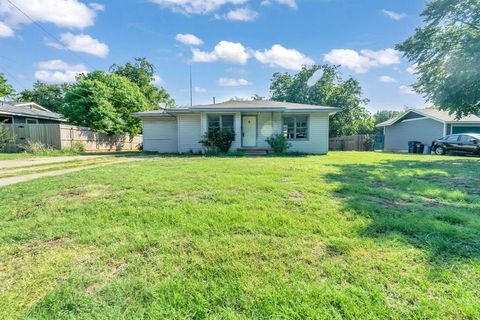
[329,134,375,151]
[3,124,142,152]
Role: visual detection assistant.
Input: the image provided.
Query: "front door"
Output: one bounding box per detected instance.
[242,116,257,147]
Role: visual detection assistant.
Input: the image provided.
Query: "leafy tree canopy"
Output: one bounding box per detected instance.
[396,0,480,117]
[110,57,174,108]
[269,65,374,136]
[0,72,14,99]
[18,81,70,113]
[63,71,149,135]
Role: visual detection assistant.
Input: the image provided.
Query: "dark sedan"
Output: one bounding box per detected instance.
[432,134,480,155]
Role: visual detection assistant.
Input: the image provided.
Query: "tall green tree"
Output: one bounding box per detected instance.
[63,71,149,135]
[270,65,374,137]
[110,57,174,108]
[397,0,480,117]
[0,72,14,99]
[18,81,69,113]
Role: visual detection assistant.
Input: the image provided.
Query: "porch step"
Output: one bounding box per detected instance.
[238,148,269,156]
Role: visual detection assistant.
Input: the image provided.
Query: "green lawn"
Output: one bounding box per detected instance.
[1,152,479,319]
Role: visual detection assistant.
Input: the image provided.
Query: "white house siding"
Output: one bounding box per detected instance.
[288,113,330,154]
[256,112,278,148]
[177,114,202,153]
[142,118,178,153]
[384,118,444,152]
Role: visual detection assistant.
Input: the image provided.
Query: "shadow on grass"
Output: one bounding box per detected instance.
[325,158,480,262]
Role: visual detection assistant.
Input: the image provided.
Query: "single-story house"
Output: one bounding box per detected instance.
[377,108,480,152]
[131,100,340,154]
[0,101,67,124]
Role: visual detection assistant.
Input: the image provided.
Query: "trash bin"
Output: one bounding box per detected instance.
[408,141,420,154]
[416,143,425,154]
[423,145,432,155]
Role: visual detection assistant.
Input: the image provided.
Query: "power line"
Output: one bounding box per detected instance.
[6,0,96,71]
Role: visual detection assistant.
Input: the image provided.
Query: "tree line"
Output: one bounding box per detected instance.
[1,0,477,137]
[1,58,174,136]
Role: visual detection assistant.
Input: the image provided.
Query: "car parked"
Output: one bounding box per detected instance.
[431,134,480,156]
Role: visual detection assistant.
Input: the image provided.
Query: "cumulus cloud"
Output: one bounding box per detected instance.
[194,86,207,93]
[399,85,416,95]
[46,32,109,58]
[254,44,314,70]
[34,59,87,83]
[152,75,164,85]
[148,0,247,15]
[261,0,297,9]
[224,7,258,21]
[407,64,418,75]
[175,33,203,46]
[324,48,401,73]
[382,9,406,21]
[192,41,249,64]
[379,75,397,83]
[88,2,105,11]
[0,0,100,35]
[0,21,13,37]
[218,77,251,86]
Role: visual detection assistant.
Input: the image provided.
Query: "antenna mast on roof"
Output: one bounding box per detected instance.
[189,64,193,107]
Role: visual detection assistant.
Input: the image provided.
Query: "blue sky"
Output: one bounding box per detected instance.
[0,0,428,112]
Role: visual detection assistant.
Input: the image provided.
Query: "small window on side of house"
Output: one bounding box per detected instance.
[283,115,309,140]
[26,118,39,124]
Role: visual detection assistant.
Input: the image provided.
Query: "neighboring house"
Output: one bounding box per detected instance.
[377,108,480,152]
[0,101,67,124]
[132,100,340,154]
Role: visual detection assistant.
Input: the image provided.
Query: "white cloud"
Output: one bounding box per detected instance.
[261,0,297,9]
[324,48,401,73]
[0,0,100,34]
[254,44,314,70]
[34,59,87,83]
[399,85,416,95]
[152,75,163,85]
[194,86,207,93]
[379,75,397,83]
[407,64,418,75]
[382,9,406,21]
[175,33,203,46]
[148,0,247,15]
[46,32,109,58]
[88,2,105,11]
[192,40,249,64]
[218,77,251,86]
[0,21,13,37]
[225,7,258,21]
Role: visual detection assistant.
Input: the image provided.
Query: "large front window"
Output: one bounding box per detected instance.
[208,115,234,131]
[283,115,308,140]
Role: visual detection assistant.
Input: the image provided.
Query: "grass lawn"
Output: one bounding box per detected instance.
[0,151,147,160]
[1,152,479,319]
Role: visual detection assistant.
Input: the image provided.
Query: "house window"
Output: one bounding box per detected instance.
[208,115,234,131]
[26,118,39,124]
[0,116,13,124]
[283,115,309,140]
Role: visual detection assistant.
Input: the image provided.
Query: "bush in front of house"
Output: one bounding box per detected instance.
[266,134,292,153]
[200,128,236,153]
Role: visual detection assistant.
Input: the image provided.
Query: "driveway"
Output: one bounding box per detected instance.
[0,154,153,187]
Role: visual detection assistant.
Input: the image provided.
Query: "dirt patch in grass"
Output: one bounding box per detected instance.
[288,190,305,201]
[418,175,480,195]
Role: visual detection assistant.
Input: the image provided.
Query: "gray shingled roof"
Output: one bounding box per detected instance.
[376,108,480,127]
[0,102,67,122]
[132,100,340,118]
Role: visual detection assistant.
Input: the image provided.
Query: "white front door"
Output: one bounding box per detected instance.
[242,116,257,147]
